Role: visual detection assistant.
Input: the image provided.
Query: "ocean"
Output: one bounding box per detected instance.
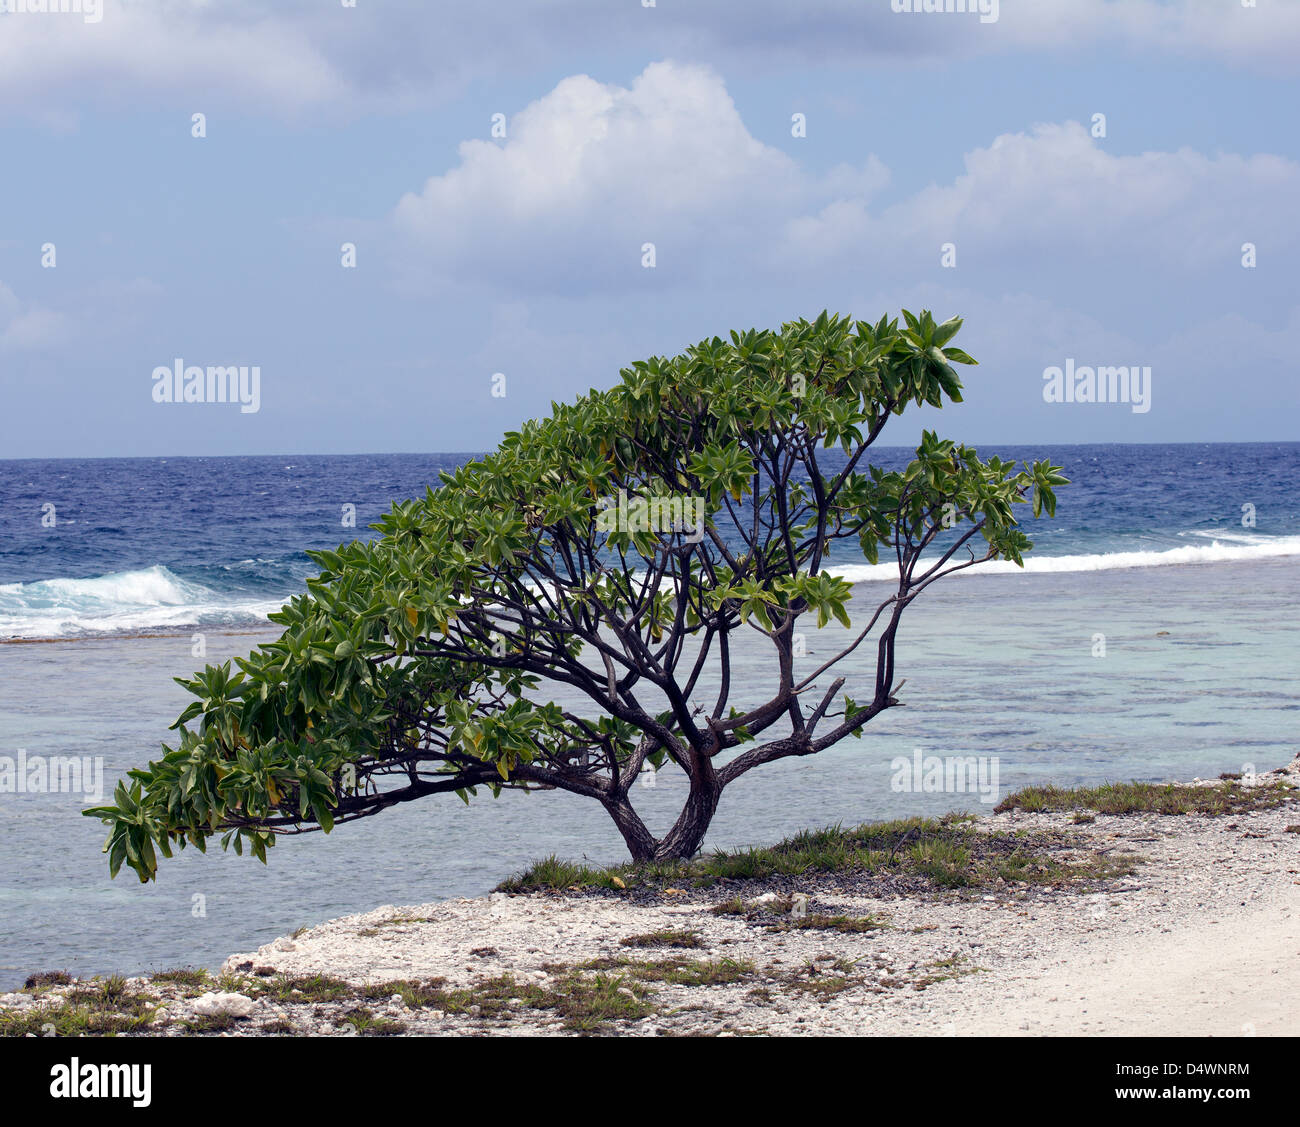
[0,444,1297,988]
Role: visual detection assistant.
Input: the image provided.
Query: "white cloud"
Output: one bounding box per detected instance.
[0,1,351,116]
[0,1,1294,119]
[388,64,1298,295]
[779,121,1300,273]
[0,281,72,349]
[2,307,71,348]
[393,61,886,291]
[0,275,159,350]
[996,0,1299,68]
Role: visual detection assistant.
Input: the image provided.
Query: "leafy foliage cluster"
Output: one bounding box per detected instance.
[88,311,1066,877]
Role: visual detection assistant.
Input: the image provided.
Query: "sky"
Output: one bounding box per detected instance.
[0,0,1297,459]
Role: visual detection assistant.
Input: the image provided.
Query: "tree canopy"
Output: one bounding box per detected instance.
[86,310,1067,879]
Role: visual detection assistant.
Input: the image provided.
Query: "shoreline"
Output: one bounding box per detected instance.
[4,757,1298,1037]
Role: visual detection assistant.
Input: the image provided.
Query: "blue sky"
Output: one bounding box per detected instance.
[0,0,1297,458]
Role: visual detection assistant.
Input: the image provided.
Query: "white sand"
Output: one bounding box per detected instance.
[209,758,1300,1036]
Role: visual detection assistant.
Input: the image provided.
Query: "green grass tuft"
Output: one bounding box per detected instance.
[619,929,704,949]
[995,779,1296,816]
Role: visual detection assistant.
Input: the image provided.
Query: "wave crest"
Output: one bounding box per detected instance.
[829,535,1300,584]
[0,566,280,639]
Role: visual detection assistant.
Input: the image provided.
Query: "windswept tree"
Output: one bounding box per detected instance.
[88,311,1066,880]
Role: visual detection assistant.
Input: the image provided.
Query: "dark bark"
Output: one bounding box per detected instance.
[603,796,659,862]
[652,771,722,860]
[603,766,723,861]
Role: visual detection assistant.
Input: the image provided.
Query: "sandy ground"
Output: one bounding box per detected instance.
[206,760,1300,1036]
[5,759,1297,1036]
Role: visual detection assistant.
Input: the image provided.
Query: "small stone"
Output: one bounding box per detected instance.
[191,991,256,1018]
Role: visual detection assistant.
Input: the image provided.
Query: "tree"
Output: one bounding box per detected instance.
[86,311,1067,881]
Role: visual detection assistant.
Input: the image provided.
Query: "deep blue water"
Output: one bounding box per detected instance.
[2,444,1298,638]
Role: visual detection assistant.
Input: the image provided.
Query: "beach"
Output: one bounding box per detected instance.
[4,758,1296,1037]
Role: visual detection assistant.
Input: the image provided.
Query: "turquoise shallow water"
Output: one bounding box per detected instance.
[0,555,1295,989]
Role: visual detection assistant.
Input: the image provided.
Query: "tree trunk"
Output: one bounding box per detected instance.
[604,797,659,862]
[604,775,724,863]
[652,773,722,860]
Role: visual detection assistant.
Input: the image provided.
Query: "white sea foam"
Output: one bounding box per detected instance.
[828,534,1300,584]
[3,534,1297,638]
[0,565,281,639]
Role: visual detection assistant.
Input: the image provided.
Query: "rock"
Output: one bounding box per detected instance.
[191,991,256,1018]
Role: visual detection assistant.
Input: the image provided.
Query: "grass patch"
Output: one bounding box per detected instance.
[619,930,704,949]
[359,978,450,1009]
[259,974,355,1004]
[996,779,1297,817]
[767,914,887,934]
[781,959,863,1000]
[578,955,753,987]
[22,970,73,991]
[499,815,1134,897]
[1,979,158,1037]
[66,975,134,1008]
[0,1004,156,1037]
[340,1007,407,1036]
[215,972,253,994]
[913,955,987,991]
[153,968,211,988]
[548,973,655,1032]
[497,855,631,893]
[362,972,654,1032]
